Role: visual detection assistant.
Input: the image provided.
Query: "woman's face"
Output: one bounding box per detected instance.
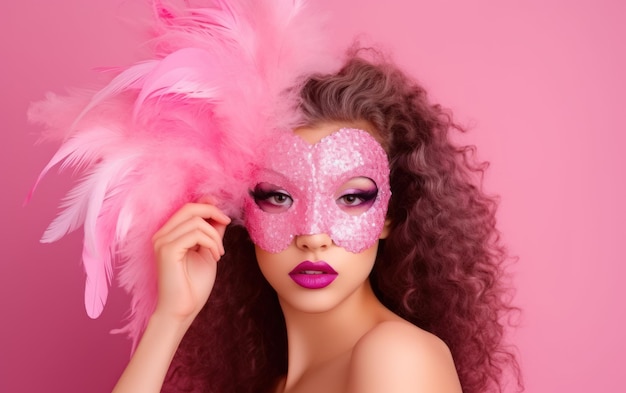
[244,122,391,313]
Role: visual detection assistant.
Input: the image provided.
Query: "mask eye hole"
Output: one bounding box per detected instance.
[250,182,293,213]
[335,177,378,215]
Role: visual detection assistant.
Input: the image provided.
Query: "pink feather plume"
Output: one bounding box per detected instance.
[29,0,342,347]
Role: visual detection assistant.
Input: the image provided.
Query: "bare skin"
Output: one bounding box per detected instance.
[112,202,230,393]
[111,122,462,393]
[267,123,461,393]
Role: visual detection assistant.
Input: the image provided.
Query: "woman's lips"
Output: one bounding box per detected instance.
[289,260,338,289]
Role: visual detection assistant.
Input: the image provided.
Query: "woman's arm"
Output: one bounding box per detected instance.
[112,313,192,393]
[112,203,230,393]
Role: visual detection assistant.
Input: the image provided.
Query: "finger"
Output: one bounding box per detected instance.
[154,203,231,242]
[155,216,225,257]
[156,203,230,241]
[210,217,229,240]
[159,227,223,263]
[156,216,222,246]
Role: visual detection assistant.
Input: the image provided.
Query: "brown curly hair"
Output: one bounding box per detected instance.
[163,49,522,393]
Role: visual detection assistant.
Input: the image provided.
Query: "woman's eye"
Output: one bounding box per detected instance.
[251,183,293,213]
[336,188,378,212]
[339,194,365,206]
[267,192,292,206]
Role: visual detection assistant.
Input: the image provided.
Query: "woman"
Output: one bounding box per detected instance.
[30,1,520,392]
[111,55,521,393]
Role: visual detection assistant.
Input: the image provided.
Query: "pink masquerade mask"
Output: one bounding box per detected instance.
[244,128,391,254]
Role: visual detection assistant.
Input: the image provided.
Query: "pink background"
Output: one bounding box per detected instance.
[2,1,624,392]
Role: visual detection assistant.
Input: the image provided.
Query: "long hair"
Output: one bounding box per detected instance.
[164,50,522,393]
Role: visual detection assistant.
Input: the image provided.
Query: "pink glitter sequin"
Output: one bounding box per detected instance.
[244,128,391,253]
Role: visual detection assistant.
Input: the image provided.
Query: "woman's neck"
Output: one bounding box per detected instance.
[277,280,394,390]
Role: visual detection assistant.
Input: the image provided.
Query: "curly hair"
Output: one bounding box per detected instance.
[164,49,522,393]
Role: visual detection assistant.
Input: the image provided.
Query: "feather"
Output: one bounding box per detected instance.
[26,125,125,206]
[134,48,223,114]
[76,61,157,125]
[83,243,110,319]
[30,0,343,346]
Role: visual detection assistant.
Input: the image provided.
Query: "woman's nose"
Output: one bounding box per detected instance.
[295,233,332,251]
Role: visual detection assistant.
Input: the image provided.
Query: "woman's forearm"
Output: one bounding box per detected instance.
[111,313,192,393]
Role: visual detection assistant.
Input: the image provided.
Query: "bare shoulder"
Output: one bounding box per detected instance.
[347,320,462,393]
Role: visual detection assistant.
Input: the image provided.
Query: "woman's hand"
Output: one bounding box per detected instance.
[151,202,231,325]
[112,202,231,393]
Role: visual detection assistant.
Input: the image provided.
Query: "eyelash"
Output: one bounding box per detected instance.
[251,188,294,211]
[336,189,378,207]
[251,186,378,213]
[266,192,292,205]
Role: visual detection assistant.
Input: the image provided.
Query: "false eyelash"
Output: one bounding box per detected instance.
[349,188,377,201]
[338,187,378,203]
[249,187,289,201]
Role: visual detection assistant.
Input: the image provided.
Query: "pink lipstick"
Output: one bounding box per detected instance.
[289,261,338,289]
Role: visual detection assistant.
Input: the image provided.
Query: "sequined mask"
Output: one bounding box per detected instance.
[244,128,391,253]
